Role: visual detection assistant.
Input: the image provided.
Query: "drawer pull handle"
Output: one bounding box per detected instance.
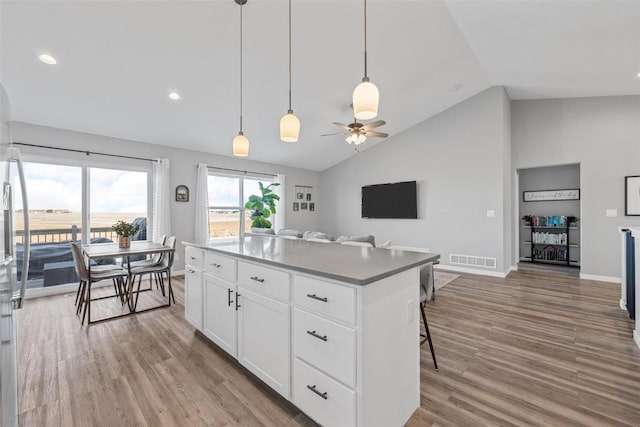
[235,292,241,311]
[306,385,328,400]
[187,268,195,274]
[306,293,328,302]
[189,256,196,260]
[250,276,265,283]
[227,288,234,307]
[211,263,221,268]
[306,330,328,342]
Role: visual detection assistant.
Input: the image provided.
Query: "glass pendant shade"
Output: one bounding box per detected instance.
[232,132,249,157]
[353,79,379,120]
[346,133,366,145]
[280,111,300,142]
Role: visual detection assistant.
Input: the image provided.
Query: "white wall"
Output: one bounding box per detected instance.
[512,95,640,279]
[10,121,322,272]
[320,87,512,275]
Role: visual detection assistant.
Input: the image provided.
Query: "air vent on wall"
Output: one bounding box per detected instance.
[449,253,497,269]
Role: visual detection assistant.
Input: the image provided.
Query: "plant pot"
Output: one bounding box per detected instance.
[119,236,131,249]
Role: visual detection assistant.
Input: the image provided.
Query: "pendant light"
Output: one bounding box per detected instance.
[232,0,249,157]
[279,0,301,142]
[352,0,379,120]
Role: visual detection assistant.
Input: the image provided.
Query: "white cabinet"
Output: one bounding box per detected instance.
[184,265,203,330]
[203,273,237,357]
[237,286,291,399]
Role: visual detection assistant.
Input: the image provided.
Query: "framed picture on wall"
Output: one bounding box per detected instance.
[301,202,308,210]
[296,193,304,199]
[293,202,299,211]
[306,193,312,201]
[309,203,315,212]
[625,176,640,215]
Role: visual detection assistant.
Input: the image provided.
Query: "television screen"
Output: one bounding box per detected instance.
[361,181,417,219]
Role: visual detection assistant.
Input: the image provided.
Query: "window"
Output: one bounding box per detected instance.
[207,171,277,239]
[15,158,150,289]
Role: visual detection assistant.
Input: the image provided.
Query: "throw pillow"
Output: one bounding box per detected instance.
[277,228,303,238]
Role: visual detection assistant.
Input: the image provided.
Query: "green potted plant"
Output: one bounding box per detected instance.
[112,220,140,248]
[244,182,280,232]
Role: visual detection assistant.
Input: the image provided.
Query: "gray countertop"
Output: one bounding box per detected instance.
[182,236,439,285]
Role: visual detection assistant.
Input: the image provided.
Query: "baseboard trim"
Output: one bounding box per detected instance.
[509,265,518,272]
[620,299,627,310]
[634,329,640,350]
[434,264,507,278]
[579,273,621,283]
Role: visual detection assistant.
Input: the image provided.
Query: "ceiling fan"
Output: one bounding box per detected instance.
[321,119,388,145]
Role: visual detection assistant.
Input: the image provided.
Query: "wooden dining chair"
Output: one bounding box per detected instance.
[70,243,129,325]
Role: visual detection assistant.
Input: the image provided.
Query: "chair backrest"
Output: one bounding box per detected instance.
[162,236,177,269]
[70,242,89,282]
[341,241,374,248]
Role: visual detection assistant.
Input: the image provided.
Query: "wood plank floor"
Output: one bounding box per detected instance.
[16,271,640,426]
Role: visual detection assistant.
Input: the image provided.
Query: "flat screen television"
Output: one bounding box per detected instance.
[361,181,417,219]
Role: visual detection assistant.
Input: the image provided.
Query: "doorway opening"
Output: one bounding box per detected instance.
[517,163,581,276]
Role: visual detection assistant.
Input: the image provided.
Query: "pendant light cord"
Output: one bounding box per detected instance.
[363,0,368,79]
[288,0,292,112]
[239,3,244,132]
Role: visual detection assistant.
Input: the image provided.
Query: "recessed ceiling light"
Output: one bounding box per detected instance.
[38,54,57,65]
[636,72,640,78]
[168,92,181,101]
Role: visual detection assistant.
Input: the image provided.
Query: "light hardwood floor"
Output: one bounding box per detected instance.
[17,271,640,426]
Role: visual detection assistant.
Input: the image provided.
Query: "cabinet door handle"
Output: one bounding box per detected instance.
[227,288,234,307]
[250,276,265,283]
[306,293,328,302]
[189,255,196,260]
[306,385,328,400]
[235,292,241,311]
[211,263,221,268]
[306,330,328,342]
[187,268,195,274]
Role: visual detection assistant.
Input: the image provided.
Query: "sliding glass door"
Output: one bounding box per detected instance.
[16,159,150,290]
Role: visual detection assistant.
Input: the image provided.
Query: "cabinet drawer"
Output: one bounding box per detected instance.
[294,275,356,324]
[293,308,356,387]
[238,261,290,302]
[293,358,356,427]
[185,246,203,270]
[204,251,237,282]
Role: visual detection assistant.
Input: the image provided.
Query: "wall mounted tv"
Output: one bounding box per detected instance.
[361,181,418,219]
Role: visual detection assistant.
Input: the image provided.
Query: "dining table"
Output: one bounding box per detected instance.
[81,240,175,324]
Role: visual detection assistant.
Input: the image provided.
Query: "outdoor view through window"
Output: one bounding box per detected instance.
[207,174,264,238]
[14,162,148,288]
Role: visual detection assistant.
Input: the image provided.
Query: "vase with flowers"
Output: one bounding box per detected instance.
[112,220,140,249]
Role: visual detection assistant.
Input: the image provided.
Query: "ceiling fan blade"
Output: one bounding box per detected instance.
[362,120,386,130]
[332,122,351,131]
[320,132,345,137]
[365,131,388,138]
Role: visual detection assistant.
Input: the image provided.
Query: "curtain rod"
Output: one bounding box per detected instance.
[206,165,276,179]
[12,142,155,162]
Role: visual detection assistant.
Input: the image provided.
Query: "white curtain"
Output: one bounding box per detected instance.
[275,174,286,231]
[195,163,209,240]
[152,158,171,242]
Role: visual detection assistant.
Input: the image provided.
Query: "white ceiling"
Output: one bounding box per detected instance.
[1,0,639,171]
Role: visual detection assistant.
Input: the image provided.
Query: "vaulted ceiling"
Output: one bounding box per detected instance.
[2,0,639,171]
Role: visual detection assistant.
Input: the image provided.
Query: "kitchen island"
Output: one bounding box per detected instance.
[182,236,439,427]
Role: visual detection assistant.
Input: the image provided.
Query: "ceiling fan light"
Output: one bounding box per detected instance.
[280,111,300,142]
[232,132,250,157]
[353,80,379,120]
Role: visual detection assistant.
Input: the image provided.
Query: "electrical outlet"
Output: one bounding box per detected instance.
[487,210,496,218]
[606,209,617,218]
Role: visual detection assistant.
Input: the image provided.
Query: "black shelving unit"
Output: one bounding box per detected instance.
[523,223,579,267]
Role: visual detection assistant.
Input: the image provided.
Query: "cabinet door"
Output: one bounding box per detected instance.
[203,274,237,358]
[184,267,203,330]
[237,287,291,399]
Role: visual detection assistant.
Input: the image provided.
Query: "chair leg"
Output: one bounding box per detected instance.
[167,271,175,304]
[76,280,86,315]
[420,302,438,370]
[75,280,83,307]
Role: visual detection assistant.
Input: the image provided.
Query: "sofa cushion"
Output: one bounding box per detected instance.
[303,231,335,241]
[335,234,376,247]
[277,228,303,238]
[251,227,276,235]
